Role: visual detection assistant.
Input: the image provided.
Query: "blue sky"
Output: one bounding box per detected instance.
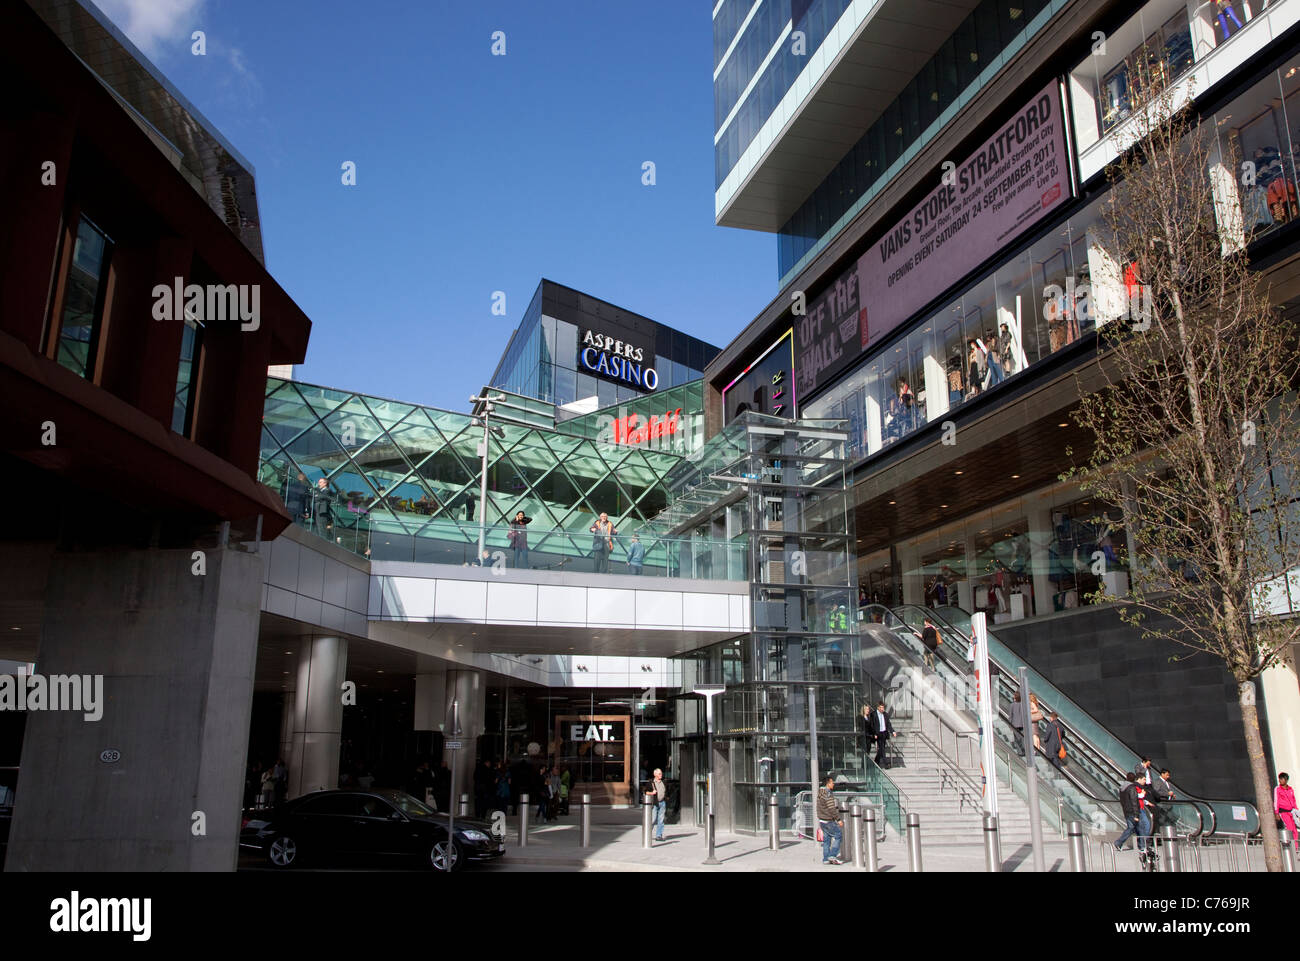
[96,0,774,409]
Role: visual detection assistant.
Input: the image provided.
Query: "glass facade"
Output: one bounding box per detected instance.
[490,281,718,408]
[715,0,856,189]
[258,376,747,575]
[802,190,1120,461]
[874,482,1130,624]
[668,415,896,832]
[773,0,1056,280]
[1070,0,1275,156]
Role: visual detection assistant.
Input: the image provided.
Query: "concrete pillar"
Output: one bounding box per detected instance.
[286,635,347,799]
[414,671,447,732]
[1028,508,1055,619]
[899,541,924,607]
[278,693,296,772]
[444,669,484,803]
[1262,648,1300,781]
[6,547,261,871]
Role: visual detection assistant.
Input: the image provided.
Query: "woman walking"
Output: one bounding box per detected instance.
[1276,772,1298,851]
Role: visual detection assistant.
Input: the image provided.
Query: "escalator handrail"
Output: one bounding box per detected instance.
[922,603,1260,829]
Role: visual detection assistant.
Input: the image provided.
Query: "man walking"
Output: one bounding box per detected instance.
[865,701,895,768]
[816,774,844,865]
[1042,711,1067,771]
[651,768,667,841]
[1113,772,1155,866]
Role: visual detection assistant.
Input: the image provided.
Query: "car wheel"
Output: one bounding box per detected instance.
[429,838,463,872]
[267,835,299,868]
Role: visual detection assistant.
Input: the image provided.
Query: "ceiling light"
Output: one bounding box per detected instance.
[1011,474,1020,479]
[888,500,896,505]
[941,504,948,508]
[282,671,289,675]
[377,670,384,674]
[954,470,963,475]
[1058,423,1068,427]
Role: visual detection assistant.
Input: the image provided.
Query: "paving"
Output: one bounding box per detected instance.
[478,806,1149,873]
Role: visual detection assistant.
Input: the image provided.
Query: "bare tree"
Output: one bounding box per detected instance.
[1064,55,1300,870]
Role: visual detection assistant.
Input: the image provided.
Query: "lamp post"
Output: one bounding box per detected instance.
[468,394,505,565]
[695,685,726,865]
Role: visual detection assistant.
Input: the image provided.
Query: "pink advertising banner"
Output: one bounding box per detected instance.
[855,80,1071,354]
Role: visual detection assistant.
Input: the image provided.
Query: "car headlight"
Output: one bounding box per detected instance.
[459,829,489,842]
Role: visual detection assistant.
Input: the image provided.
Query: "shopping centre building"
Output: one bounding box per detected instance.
[3,0,1300,869]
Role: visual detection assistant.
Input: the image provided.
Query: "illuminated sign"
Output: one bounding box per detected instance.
[611,408,682,446]
[722,329,796,423]
[579,329,658,391]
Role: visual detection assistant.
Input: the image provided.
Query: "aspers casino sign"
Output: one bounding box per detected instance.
[579,329,659,391]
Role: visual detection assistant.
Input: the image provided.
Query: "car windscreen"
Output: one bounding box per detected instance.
[386,793,435,817]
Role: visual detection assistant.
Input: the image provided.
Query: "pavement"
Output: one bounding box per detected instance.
[478,806,1151,873]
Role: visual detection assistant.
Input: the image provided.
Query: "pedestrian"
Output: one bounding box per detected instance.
[259,765,276,808]
[816,774,844,865]
[1135,756,1154,786]
[626,534,645,574]
[474,758,494,818]
[1028,693,1043,751]
[1113,772,1155,866]
[1042,711,1067,771]
[310,476,335,538]
[651,768,667,841]
[865,700,895,768]
[495,762,512,814]
[1276,772,1299,850]
[547,766,562,820]
[536,766,552,822]
[272,757,288,804]
[920,618,941,669]
[508,510,531,569]
[1010,690,1026,753]
[558,764,571,816]
[589,512,617,574]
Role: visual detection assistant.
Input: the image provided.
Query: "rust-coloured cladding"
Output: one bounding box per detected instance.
[0,1,312,535]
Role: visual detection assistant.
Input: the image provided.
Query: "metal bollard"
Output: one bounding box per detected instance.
[1285,831,1296,873]
[580,794,592,848]
[864,808,880,872]
[906,812,923,872]
[1162,826,1181,873]
[850,805,865,869]
[983,814,1001,872]
[768,795,780,851]
[642,794,654,848]
[518,793,529,847]
[1068,821,1087,872]
[458,793,469,817]
[838,804,855,864]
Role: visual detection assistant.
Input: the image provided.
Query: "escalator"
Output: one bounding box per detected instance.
[862,602,1259,839]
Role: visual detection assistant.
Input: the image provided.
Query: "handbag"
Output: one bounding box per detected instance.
[1058,746,1067,760]
[816,825,824,842]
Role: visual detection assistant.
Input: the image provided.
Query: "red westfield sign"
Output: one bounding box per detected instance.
[611,408,682,446]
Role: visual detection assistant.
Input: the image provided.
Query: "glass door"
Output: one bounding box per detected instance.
[633,726,672,798]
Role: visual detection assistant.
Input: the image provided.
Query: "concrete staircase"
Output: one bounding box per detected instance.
[879,725,1042,845]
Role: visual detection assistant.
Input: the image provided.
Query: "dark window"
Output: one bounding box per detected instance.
[51,216,111,379]
[295,793,367,816]
[172,317,202,435]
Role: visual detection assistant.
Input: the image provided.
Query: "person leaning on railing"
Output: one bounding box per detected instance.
[589,512,617,574]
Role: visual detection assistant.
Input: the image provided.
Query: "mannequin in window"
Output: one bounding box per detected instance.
[947,355,964,405]
[898,379,915,431]
[998,322,1020,376]
[1216,1,1244,41]
[966,339,986,399]
[983,329,1005,387]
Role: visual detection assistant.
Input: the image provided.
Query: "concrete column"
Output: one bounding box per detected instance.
[899,541,924,606]
[6,547,261,871]
[278,692,295,771]
[1028,508,1055,619]
[286,635,347,799]
[958,529,979,612]
[444,669,484,803]
[414,671,447,732]
[1263,648,1300,781]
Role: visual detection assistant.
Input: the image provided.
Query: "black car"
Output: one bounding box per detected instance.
[240,788,505,871]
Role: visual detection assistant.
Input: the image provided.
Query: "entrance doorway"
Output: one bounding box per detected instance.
[633,726,671,798]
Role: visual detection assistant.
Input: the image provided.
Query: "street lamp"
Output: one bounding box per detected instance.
[694,684,725,865]
[468,394,506,565]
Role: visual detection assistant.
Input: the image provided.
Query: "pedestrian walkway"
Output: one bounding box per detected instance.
[483,807,1146,873]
